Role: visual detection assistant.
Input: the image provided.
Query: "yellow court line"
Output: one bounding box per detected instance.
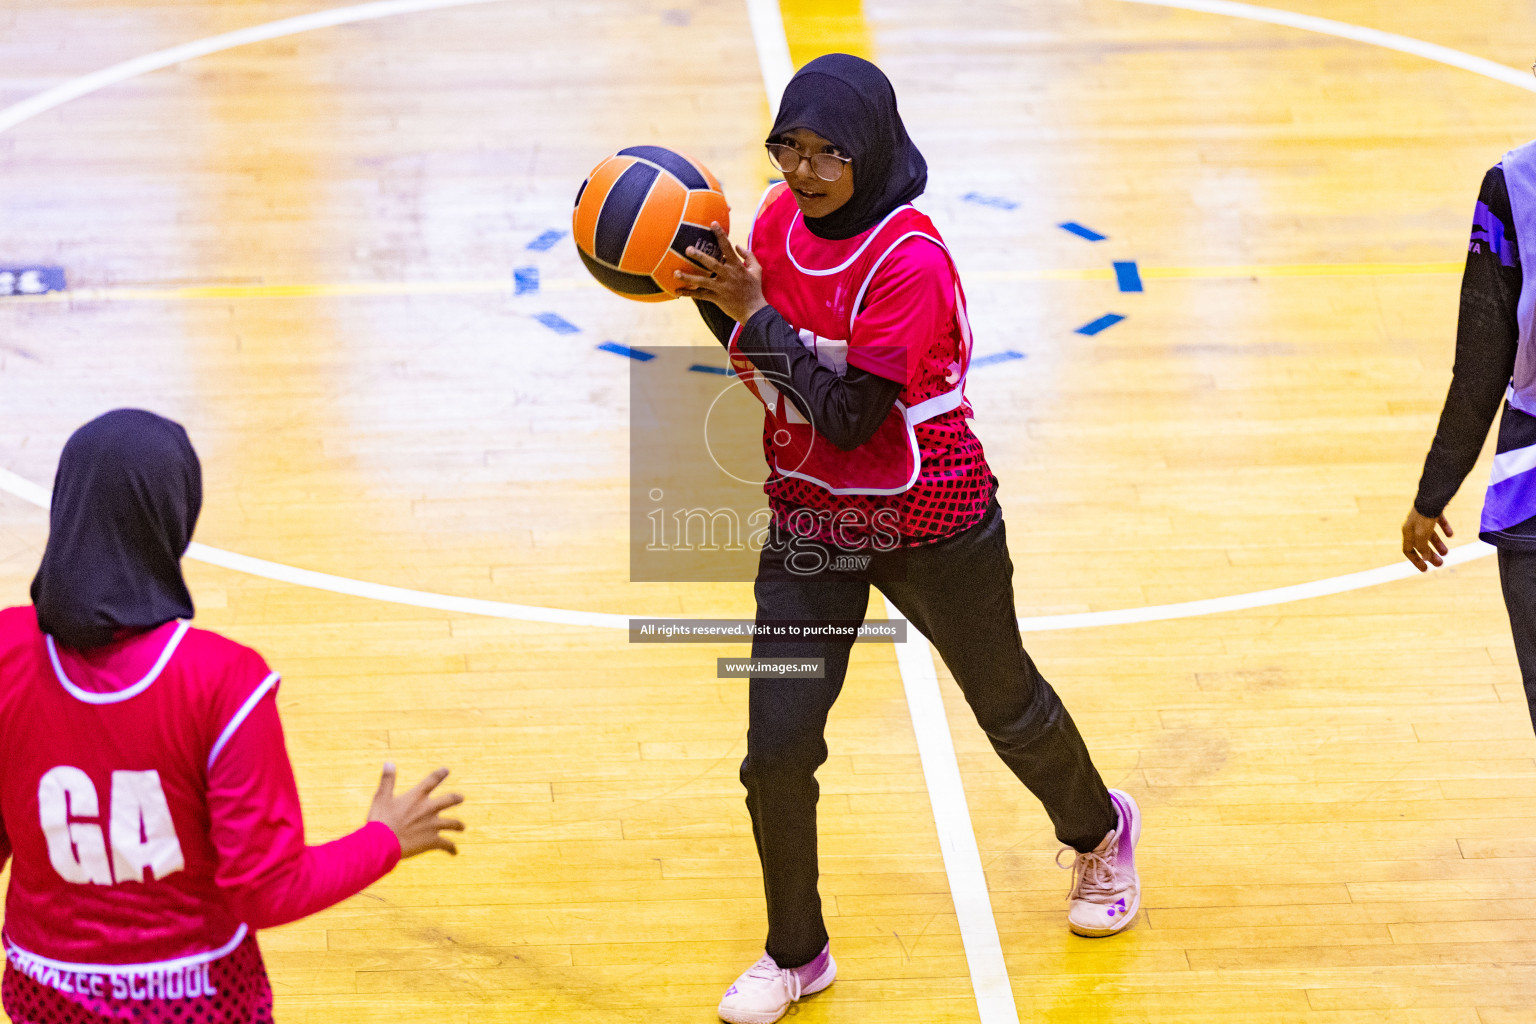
[1145,259,1462,279]
[971,260,1463,282]
[778,0,874,69]
[2,277,584,303]
[0,260,1464,304]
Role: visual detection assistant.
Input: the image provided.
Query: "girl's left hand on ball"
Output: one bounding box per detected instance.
[675,222,768,324]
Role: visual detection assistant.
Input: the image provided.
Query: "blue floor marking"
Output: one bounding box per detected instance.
[1059,222,1106,242]
[688,364,733,375]
[534,312,580,334]
[0,266,66,296]
[513,266,539,294]
[526,229,565,252]
[963,192,1019,210]
[1113,261,1143,292]
[1076,314,1125,336]
[972,350,1026,367]
[599,341,654,361]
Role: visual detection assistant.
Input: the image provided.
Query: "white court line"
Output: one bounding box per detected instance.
[1,459,1489,631]
[884,598,1021,1024]
[1115,0,1536,93]
[1018,540,1496,631]
[743,0,795,115]
[0,0,519,135]
[0,469,624,630]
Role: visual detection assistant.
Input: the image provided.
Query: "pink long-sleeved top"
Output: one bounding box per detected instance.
[0,606,400,969]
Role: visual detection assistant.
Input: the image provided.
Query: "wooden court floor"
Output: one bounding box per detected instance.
[5,0,1536,1020]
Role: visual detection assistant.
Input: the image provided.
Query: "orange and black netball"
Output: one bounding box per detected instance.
[572,146,730,302]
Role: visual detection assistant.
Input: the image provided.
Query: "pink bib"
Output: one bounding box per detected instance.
[729,184,973,495]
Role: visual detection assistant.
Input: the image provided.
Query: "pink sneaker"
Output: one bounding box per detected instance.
[717,944,836,1024]
[1059,788,1141,937]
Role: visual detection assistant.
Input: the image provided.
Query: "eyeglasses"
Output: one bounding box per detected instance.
[765,143,851,182]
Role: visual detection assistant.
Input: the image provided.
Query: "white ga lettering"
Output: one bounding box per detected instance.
[38,767,111,884]
[109,770,185,882]
[37,767,184,885]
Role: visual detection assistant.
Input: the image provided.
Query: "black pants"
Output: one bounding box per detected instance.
[1498,547,1536,734]
[741,500,1116,968]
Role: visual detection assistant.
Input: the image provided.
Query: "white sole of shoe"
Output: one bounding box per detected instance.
[717,1006,788,1024]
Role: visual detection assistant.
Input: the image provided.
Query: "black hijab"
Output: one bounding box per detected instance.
[31,409,201,650]
[769,53,928,240]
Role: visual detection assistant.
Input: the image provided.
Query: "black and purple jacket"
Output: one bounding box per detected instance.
[1415,150,1536,549]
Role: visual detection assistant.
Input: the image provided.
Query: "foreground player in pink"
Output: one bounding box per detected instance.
[0,409,465,1024]
[678,55,1141,1024]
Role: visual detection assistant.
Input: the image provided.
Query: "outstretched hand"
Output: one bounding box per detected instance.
[673,222,769,325]
[367,763,465,858]
[1401,508,1453,572]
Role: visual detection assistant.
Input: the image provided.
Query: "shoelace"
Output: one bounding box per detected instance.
[1057,832,1119,902]
[744,955,802,1001]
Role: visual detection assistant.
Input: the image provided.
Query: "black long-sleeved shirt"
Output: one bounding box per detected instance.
[1414,166,1536,548]
[694,300,903,452]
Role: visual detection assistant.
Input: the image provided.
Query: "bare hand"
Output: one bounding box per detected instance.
[673,222,769,324]
[367,763,464,858]
[1401,508,1453,572]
